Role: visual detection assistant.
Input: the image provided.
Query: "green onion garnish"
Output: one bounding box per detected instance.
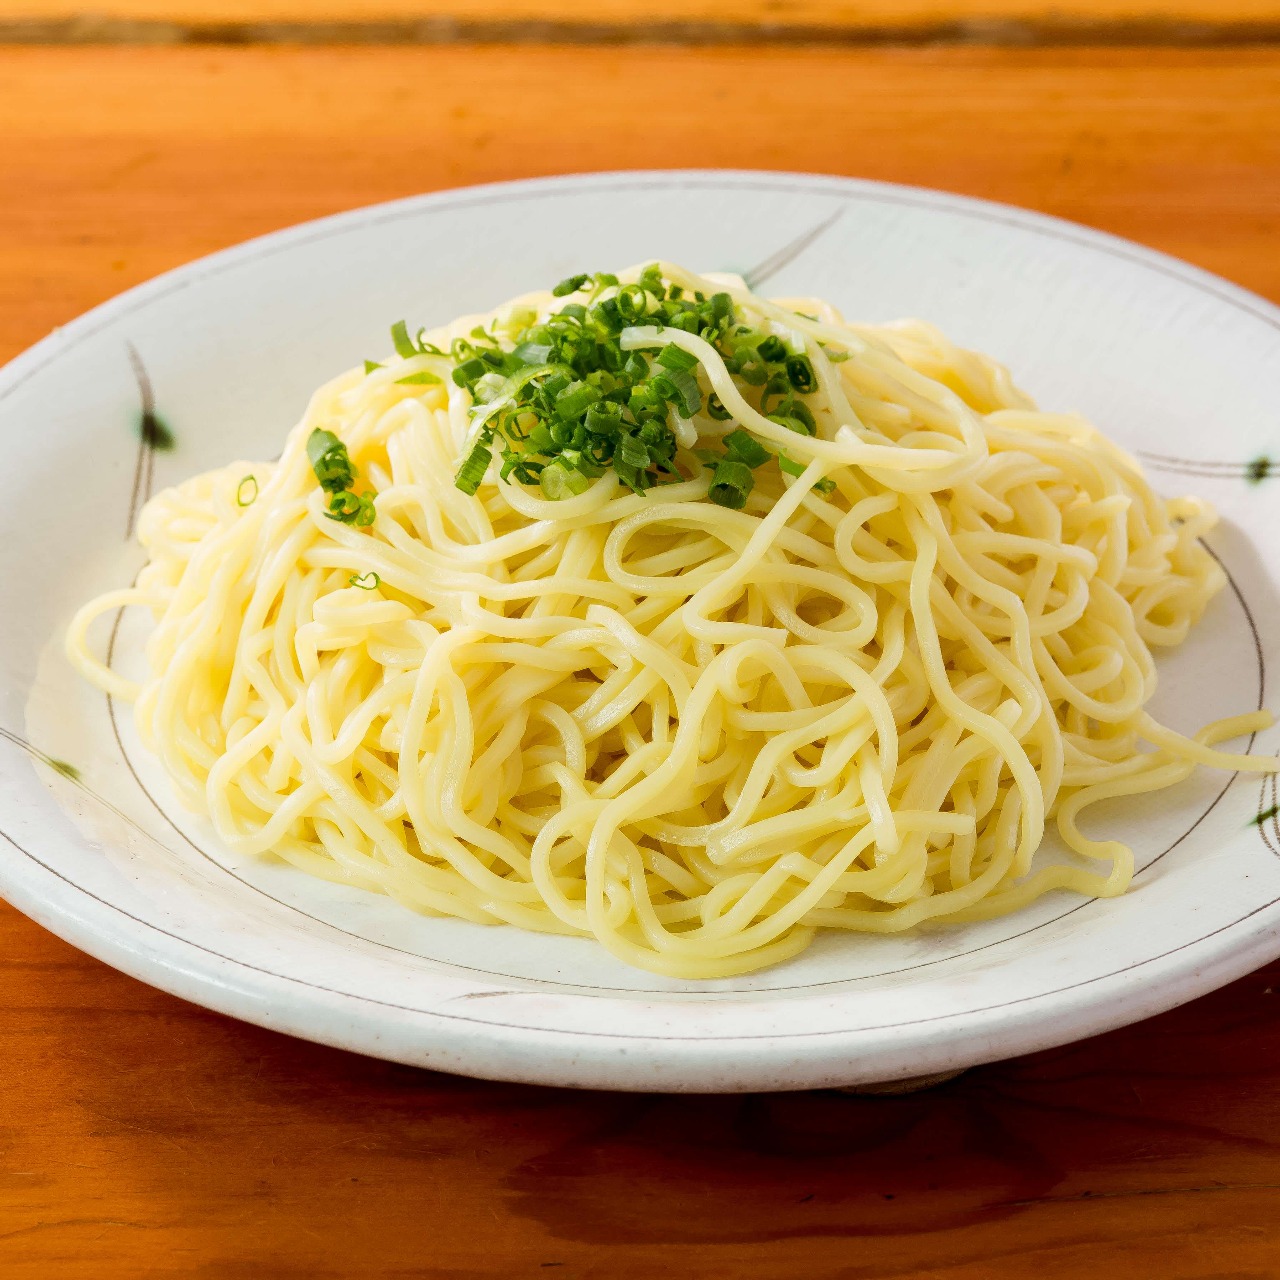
[236,475,258,507]
[454,439,493,496]
[307,429,353,492]
[755,335,787,363]
[384,267,837,508]
[777,452,836,494]
[539,461,591,500]
[722,429,771,469]
[786,354,816,393]
[395,371,442,386]
[709,458,754,509]
[349,571,380,590]
[552,274,590,297]
[308,428,376,526]
[656,343,699,373]
[390,320,417,359]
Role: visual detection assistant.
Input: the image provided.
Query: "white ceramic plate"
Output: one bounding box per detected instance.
[3,170,1279,1092]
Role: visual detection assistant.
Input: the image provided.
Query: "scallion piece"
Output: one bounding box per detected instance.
[539,462,591,500]
[349,571,381,590]
[324,491,376,526]
[452,356,488,387]
[307,429,356,493]
[455,439,493,495]
[723,429,771,469]
[552,273,590,297]
[709,458,754,509]
[390,320,418,359]
[656,343,699,373]
[755,335,787,363]
[513,341,554,365]
[396,370,441,385]
[617,433,650,470]
[308,429,376,524]
[786,354,816,393]
[615,284,648,322]
[555,380,602,420]
[664,368,701,417]
[236,475,258,507]
[424,266,831,507]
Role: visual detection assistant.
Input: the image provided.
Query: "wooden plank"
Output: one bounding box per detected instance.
[4,0,1280,37]
[1,45,1277,370]
[2,43,1280,1276]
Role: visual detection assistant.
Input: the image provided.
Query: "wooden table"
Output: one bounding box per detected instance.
[2,12,1280,1276]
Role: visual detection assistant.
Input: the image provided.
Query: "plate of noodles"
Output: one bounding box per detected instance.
[3,169,1279,1092]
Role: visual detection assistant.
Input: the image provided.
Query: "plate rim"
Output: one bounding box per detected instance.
[3,168,1280,1092]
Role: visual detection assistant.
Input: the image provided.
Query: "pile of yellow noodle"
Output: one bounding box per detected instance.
[67,264,1277,977]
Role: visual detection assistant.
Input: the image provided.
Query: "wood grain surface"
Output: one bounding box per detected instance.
[6,0,1280,40]
[2,39,1280,1280]
[2,45,1278,369]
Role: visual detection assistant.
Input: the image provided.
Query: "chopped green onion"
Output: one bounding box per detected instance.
[706,393,732,422]
[473,372,508,402]
[452,356,488,387]
[709,458,754,509]
[786,355,816,393]
[391,320,418,359]
[455,439,493,495]
[555,380,602,419]
[664,368,701,416]
[584,402,622,435]
[349,571,381,590]
[723,429,771,468]
[364,360,382,374]
[617,433,650,469]
[552,273,590,297]
[592,298,624,333]
[325,490,376,526]
[615,285,648,322]
[539,462,591,500]
[513,341,554,365]
[308,428,375,524]
[638,264,666,297]
[435,266,833,505]
[236,474,258,507]
[656,343,699,373]
[307,429,356,493]
[307,428,339,466]
[396,370,442,385]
